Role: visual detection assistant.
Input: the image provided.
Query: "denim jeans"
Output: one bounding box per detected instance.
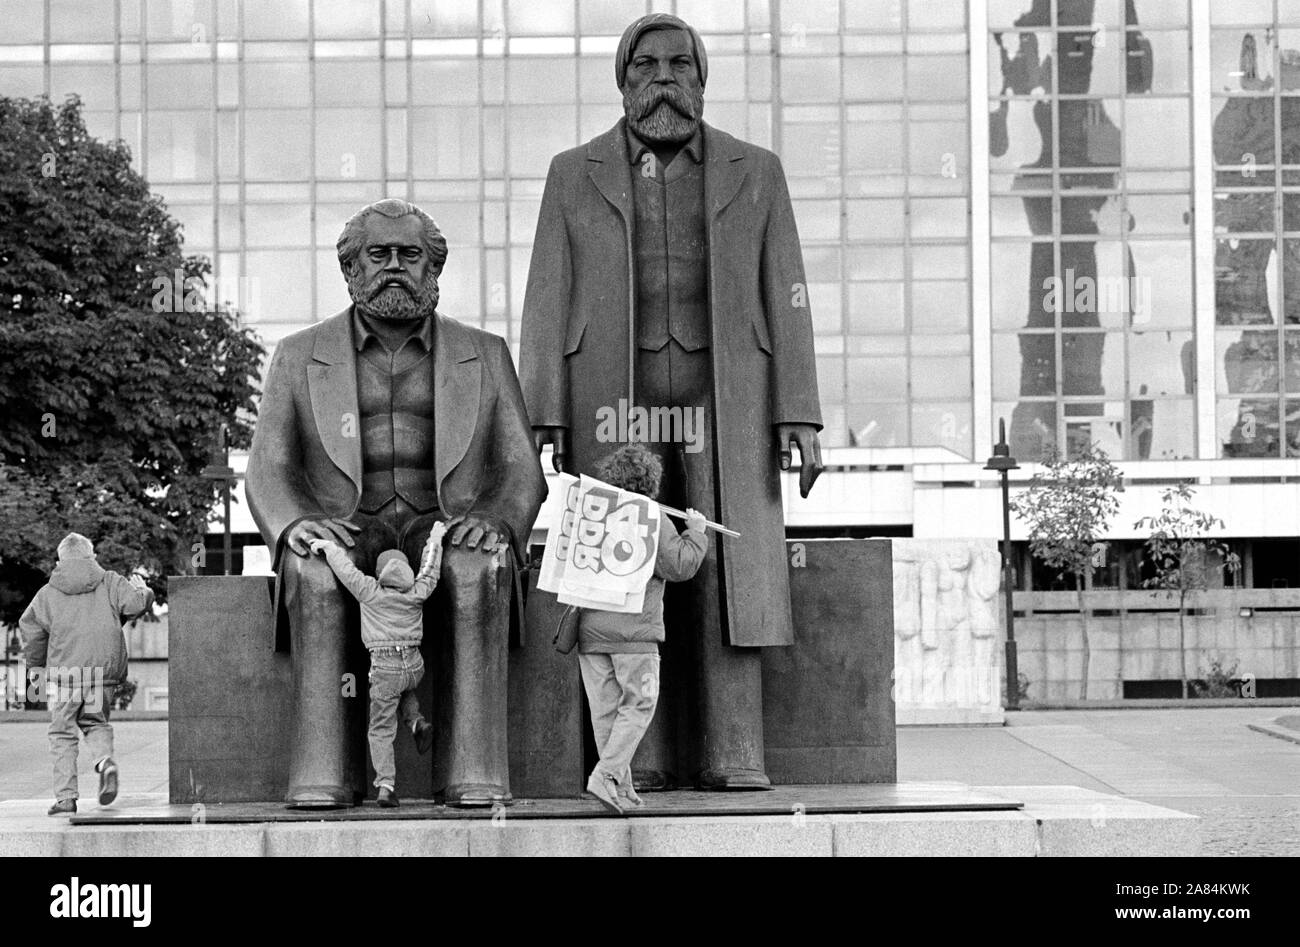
[48,678,115,802]
[367,647,426,790]
[578,652,660,789]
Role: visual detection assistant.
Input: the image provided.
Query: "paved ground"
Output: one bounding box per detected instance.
[1,707,1295,855]
[899,708,1300,856]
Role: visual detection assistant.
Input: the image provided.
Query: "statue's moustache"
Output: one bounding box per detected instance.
[368,274,418,299]
[634,85,698,120]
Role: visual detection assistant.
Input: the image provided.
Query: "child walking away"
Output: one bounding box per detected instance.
[18,533,155,816]
[311,522,446,808]
[578,444,708,814]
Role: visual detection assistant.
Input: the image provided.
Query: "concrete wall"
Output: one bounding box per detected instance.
[1015,610,1300,701]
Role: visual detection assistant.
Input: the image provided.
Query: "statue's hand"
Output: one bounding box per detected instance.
[446,513,507,554]
[776,423,824,499]
[532,425,569,473]
[287,516,362,557]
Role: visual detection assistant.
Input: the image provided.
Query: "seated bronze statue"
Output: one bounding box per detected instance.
[245,198,545,808]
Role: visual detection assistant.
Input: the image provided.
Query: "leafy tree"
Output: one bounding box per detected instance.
[1010,442,1123,699]
[1134,483,1241,699]
[0,95,263,625]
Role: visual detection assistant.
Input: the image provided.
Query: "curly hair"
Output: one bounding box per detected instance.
[594,443,663,498]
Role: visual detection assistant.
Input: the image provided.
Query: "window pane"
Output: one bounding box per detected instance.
[245,0,308,38]
[316,109,383,179]
[781,59,841,103]
[845,120,903,174]
[508,59,575,104]
[508,105,576,176]
[847,282,904,333]
[244,63,310,108]
[847,403,908,447]
[1216,237,1278,325]
[246,251,313,323]
[1217,328,1279,394]
[911,402,972,456]
[245,110,311,179]
[999,400,1059,461]
[411,107,480,178]
[910,198,967,238]
[579,0,647,35]
[1125,98,1190,167]
[913,356,971,399]
[313,0,381,38]
[146,111,213,181]
[1129,330,1193,396]
[844,56,903,100]
[316,62,381,106]
[907,55,966,100]
[507,0,574,34]
[148,65,214,109]
[846,199,903,241]
[1132,398,1194,460]
[993,332,1056,398]
[1062,332,1117,395]
[795,199,843,241]
[1217,398,1280,457]
[412,61,480,103]
[51,0,116,41]
[912,281,969,332]
[50,66,116,111]
[1133,30,1190,93]
[6,0,44,42]
[245,204,311,247]
[1130,241,1192,327]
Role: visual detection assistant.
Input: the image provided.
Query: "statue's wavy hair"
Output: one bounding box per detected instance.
[594,443,664,499]
[336,199,448,277]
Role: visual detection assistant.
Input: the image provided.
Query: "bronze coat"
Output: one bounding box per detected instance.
[246,308,546,645]
[519,120,822,647]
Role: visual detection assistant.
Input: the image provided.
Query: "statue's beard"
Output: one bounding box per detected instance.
[623,83,704,145]
[347,269,439,322]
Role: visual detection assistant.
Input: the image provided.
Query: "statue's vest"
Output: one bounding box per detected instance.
[356,337,439,514]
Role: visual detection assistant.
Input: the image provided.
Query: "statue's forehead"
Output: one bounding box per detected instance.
[362,213,424,246]
[631,28,693,59]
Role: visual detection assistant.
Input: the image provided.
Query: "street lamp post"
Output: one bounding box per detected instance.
[985,418,1021,712]
[200,425,239,576]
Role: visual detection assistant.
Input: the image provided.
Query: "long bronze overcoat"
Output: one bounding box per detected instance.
[246,308,546,646]
[518,120,822,647]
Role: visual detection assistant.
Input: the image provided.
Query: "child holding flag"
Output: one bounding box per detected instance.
[577,444,707,814]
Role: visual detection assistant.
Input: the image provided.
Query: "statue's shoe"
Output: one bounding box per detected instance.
[629,768,676,792]
[698,768,774,791]
[286,785,354,809]
[444,783,512,808]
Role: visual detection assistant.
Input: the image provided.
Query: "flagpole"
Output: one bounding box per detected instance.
[656,502,740,539]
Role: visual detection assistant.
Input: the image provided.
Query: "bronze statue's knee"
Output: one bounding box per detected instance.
[284,553,344,598]
[439,544,505,592]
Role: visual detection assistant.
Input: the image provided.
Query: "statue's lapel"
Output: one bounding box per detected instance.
[308,309,363,490]
[433,313,480,490]
[703,123,747,221]
[587,121,633,227]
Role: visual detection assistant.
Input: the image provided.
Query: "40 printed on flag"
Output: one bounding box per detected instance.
[537,473,660,613]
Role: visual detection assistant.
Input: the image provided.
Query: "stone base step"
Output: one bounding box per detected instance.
[0,786,1197,856]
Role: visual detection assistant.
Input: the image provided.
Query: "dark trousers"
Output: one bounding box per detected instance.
[630,340,770,789]
[280,499,513,806]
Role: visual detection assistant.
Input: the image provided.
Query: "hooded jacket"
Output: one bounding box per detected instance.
[18,559,154,687]
[577,513,708,653]
[322,544,438,650]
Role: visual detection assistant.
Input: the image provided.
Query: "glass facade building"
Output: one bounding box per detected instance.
[4,0,1300,550]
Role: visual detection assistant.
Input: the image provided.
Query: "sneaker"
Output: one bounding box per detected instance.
[414,720,434,755]
[377,786,399,808]
[585,772,625,815]
[97,760,118,806]
[48,799,76,817]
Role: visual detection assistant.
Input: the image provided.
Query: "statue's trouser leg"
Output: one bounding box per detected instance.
[433,544,512,806]
[633,341,770,790]
[282,546,382,808]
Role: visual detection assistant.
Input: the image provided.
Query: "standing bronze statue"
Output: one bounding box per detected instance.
[520,14,824,790]
[246,199,545,808]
